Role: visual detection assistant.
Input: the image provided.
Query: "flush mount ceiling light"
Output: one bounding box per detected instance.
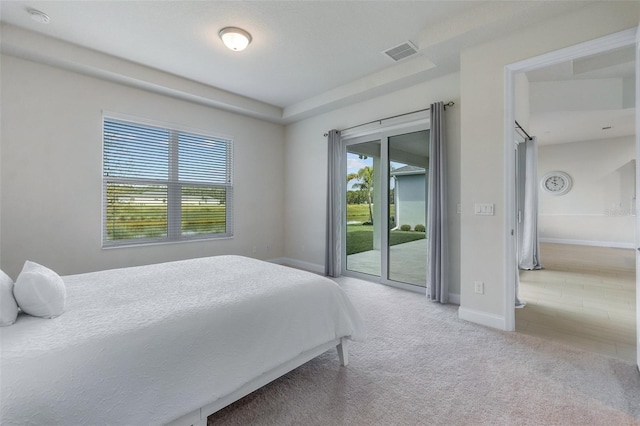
[28,8,50,24]
[219,27,252,52]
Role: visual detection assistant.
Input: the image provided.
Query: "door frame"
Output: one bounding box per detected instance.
[635,22,639,370]
[341,119,430,294]
[503,27,638,333]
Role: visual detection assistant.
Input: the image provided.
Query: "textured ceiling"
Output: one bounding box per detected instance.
[0,1,473,108]
[0,0,593,111]
[1,0,633,145]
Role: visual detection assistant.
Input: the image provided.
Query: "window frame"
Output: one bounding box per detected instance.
[102,112,234,248]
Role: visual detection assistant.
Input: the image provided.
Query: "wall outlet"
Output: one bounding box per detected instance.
[474,281,484,294]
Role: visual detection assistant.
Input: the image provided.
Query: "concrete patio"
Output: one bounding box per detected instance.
[346,238,427,287]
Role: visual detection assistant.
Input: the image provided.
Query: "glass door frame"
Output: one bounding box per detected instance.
[341,121,429,294]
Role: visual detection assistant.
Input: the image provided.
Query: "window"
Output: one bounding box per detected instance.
[103,116,233,247]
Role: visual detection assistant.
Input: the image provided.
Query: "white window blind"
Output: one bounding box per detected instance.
[103,117,233,247]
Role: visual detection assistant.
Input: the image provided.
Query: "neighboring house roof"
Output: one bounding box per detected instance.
[390,165,426,176]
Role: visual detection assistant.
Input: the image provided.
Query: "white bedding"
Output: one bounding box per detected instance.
[0,255,365,425]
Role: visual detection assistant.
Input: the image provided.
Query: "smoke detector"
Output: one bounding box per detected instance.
[383,41,418,62]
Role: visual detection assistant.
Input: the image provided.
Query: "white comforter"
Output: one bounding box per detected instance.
[0,255,365,425]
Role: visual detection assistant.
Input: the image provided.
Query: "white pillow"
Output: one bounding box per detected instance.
[0,270,19,326]
[14,261,66,319]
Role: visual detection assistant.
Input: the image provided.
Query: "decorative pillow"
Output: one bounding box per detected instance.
[14,261,66,319]
[0,270,19,326]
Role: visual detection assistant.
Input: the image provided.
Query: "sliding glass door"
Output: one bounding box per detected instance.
[346,139,381,277]
[388,131,429,286]
[343,124,429,290]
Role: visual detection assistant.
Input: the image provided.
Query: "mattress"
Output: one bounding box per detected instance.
[0,255,365,425]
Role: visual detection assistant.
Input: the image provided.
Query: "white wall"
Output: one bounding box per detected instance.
[530,79,625,113]
[538,136,635,247]
[0,55,285,278]
[459,2,639,326]
[284,72,461,295]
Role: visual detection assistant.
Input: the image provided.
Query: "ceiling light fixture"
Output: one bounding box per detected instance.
[219,27,252,52]
[28,8,50,24]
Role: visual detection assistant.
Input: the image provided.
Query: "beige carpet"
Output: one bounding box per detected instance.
[208,276,640,425]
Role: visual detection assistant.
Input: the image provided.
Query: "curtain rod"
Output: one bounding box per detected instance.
[324,101,455,137]
[514,120,533,140]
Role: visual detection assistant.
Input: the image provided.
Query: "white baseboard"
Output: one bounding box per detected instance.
[540,238,634,249]
[458,307,506,330]
[269,257,325,275]
[271,260,462,306]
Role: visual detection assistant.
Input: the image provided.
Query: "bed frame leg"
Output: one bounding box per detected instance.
[337,337,349,366]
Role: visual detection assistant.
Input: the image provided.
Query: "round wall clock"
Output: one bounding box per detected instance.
[540,171,572,196]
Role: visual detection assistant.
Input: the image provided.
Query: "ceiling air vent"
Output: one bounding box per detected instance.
[383,41,418,62]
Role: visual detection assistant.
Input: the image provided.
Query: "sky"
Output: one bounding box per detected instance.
[346,153,372,190]
[346,152,404,191]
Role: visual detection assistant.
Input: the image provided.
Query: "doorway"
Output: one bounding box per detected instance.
[505,28,638,365]
[342,124,430,292]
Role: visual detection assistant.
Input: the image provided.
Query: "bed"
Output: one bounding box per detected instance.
[0,255,365,425]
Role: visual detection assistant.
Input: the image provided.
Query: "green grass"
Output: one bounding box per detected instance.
[105,183,228,241]
[107,199,409,249]
[346,204,371,223]
[346,225,425,255]
[106,203,226,241]
[346,203,395,224]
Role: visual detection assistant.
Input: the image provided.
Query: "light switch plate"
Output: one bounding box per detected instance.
[474,203,494,216]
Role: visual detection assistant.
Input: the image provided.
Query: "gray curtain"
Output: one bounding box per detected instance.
[325,129,342,277]
[519,136,543,271]
[427,102,449,303]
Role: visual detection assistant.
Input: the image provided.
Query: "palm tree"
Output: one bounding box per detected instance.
[347,166,374,224]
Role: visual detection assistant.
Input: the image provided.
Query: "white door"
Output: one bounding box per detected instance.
[635,22,640,371]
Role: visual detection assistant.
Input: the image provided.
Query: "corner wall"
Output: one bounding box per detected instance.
[459,2,639,326]
[0,55,285,278]
[284,73,461,296]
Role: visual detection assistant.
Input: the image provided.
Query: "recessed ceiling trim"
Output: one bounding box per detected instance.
[572,46,635,76]
[0,24,283,123]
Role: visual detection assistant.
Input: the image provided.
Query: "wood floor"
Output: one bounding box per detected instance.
[516,243,637,362]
